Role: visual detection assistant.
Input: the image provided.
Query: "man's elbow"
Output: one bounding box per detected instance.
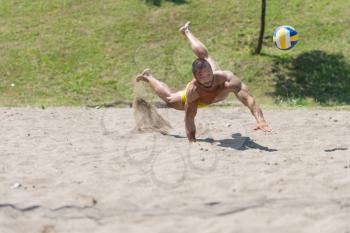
[193,46,208,59]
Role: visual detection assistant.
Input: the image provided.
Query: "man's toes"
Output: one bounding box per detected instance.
[179,21,190,33]
[142,68,151,76]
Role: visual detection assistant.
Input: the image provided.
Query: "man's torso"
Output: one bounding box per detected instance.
[191,71,235,105]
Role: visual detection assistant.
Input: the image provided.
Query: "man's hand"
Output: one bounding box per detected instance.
[187,132,196,143]
[254,120,272,132]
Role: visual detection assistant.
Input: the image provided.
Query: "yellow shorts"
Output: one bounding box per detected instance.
[180,83,208,108]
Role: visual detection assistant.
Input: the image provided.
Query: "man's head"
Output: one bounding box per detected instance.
[192,58,214,88]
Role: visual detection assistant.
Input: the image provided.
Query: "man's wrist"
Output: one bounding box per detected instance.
[188,137,196,143]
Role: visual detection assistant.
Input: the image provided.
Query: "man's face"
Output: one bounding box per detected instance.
[195,67,214,88]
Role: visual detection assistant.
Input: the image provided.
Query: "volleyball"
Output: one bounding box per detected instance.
[273,25,299,50]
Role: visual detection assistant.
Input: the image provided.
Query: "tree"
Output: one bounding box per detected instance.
[254,0,266,55]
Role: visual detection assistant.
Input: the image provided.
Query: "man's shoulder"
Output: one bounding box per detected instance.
[214,70,242,91]
[186,80,199,102]
[186,80,197,91]
[213,70,231,86]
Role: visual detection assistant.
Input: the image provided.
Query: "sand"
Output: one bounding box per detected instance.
[0,106,349,233]
[133,98,172,134]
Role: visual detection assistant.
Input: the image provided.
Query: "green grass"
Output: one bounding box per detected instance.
[0,0,349,107]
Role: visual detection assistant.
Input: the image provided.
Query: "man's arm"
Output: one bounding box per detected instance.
[222,71,271,132]
[184,83,199,142]
[184,101,198,142]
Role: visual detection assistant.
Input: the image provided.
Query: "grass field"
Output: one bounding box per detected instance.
[0,0,349,107]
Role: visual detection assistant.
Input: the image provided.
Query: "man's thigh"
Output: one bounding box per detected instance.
[168,91,185,110]
[207,56,221,71]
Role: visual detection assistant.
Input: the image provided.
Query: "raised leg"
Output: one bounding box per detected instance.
[180,21,220,71]
[136,69,184,110]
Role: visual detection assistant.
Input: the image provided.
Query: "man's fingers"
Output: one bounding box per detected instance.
[262,126,272,132]
[253,125,272,132]
[260,127,267,132]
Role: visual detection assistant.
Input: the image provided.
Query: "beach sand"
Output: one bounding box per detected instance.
[0,107,349,233]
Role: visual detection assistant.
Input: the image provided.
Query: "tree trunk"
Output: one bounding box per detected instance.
[254,0,266,55]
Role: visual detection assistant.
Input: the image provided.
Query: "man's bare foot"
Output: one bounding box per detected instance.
[136,68,152,82]
[179,21,190,35]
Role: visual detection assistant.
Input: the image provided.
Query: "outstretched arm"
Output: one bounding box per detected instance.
[222,71,271,132]
[236,84,271,131]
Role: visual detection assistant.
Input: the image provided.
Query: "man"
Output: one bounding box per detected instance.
[136,21,271,142]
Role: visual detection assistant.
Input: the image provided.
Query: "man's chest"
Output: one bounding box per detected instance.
[197,84,228,103]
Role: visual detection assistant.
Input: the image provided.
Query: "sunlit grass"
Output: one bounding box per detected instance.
[0,0,349,107]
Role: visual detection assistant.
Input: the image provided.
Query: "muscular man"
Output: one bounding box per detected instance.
[136,21,271,142]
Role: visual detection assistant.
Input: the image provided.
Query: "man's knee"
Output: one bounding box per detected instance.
[194,46,208,59]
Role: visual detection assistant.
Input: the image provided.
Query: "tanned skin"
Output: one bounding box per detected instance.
[136,21,271,142]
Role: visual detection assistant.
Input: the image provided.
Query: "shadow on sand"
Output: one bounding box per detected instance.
[168,133,277,152]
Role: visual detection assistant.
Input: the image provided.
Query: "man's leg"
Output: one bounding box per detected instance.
[179,21,220,71]
[136,69,184,110]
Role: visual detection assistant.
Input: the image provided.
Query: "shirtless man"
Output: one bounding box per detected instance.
[136,21,271,142]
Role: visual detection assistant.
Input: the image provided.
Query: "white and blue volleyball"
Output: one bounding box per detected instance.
[273,25,299,50]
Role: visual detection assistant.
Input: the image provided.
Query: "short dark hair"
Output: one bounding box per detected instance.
[192,58,212,75]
